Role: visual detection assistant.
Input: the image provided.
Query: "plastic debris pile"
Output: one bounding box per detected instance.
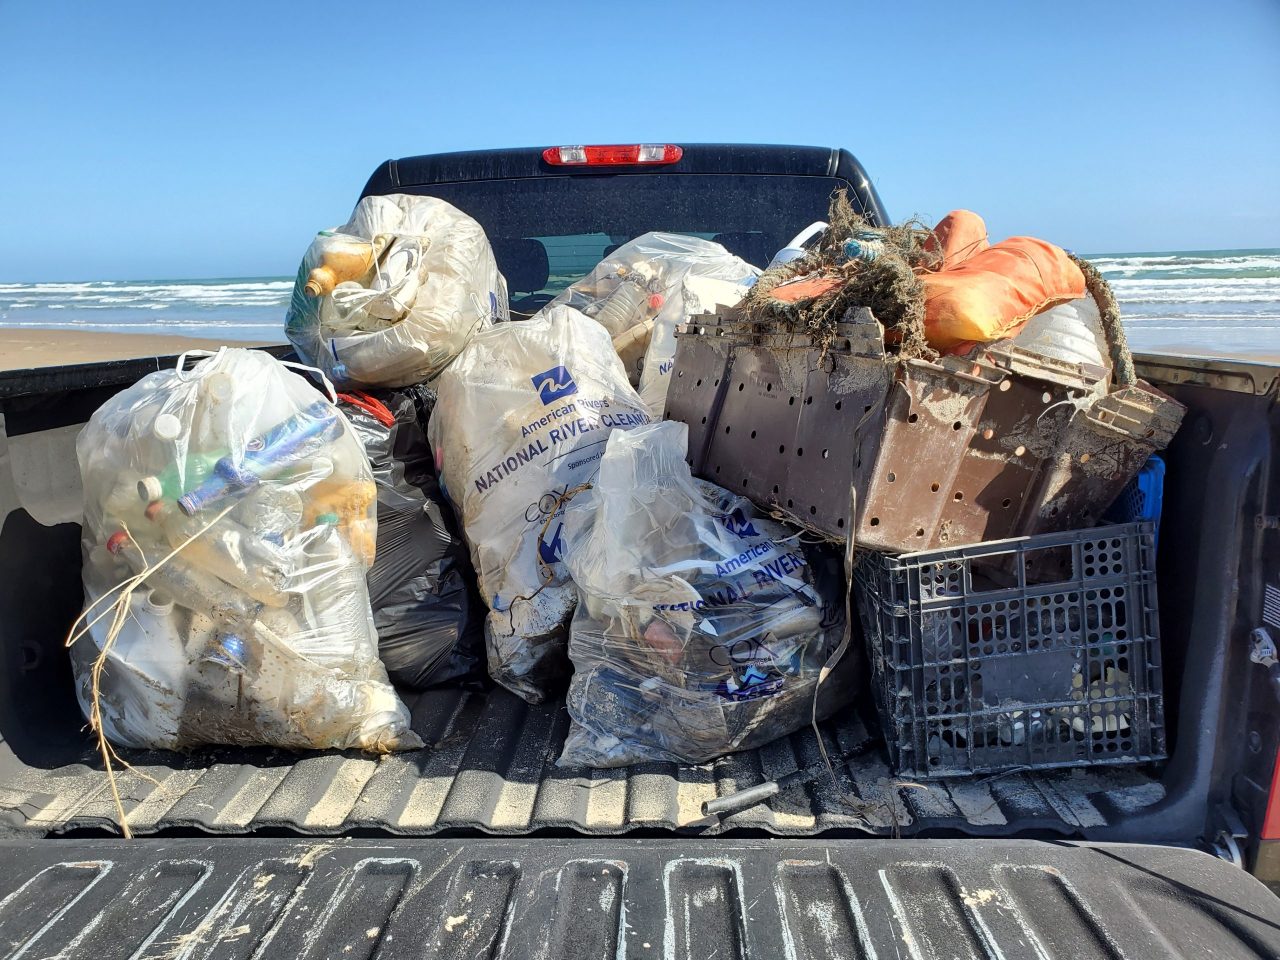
[71,187,1186,785]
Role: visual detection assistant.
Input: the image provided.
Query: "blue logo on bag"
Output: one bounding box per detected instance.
[531,365,578,405]
[538,521,565,564]
[720,507,759,539]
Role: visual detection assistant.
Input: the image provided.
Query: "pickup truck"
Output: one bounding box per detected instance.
[1,144,1279,958]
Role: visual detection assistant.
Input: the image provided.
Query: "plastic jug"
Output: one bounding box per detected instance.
[303,233,379,297]
[110,589,188,692]
[767,221,827,270]
[77,588,189,748]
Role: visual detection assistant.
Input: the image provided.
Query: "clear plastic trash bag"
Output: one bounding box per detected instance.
[557,420,851,767]
[428,305,653,703]
[547,232,758,414]
[337,388,486,690]
[285,193,509,389]
[72,348,421,753]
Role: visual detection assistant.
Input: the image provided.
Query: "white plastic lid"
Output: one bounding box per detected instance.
[152,413,183,441]
[206,373,234,402]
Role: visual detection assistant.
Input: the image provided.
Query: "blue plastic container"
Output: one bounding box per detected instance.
[1105,455,1166,544]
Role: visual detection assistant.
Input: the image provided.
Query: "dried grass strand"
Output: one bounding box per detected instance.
[65,503,237,838]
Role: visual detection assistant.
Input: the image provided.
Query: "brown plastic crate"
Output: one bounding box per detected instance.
[665,307,890,538]
[859,344,1183,552]
[668,308,1184,552]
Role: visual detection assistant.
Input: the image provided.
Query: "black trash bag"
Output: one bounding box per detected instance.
[338,387,487,689]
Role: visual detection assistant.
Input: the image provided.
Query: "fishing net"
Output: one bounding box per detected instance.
[738,190,939,360]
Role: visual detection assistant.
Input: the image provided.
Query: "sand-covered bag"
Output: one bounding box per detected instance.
[285,193,508,388]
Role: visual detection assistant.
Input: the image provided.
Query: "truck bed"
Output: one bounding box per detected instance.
[0,352,1275,854]
[2,684,1165,838]
[5,836,1280,960]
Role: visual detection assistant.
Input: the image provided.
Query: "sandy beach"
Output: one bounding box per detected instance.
[0,328,274,372]
[1134,343,1280,365]
[1,328,1277,374]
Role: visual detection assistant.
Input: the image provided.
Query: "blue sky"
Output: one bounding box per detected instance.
[1,0,1277,282]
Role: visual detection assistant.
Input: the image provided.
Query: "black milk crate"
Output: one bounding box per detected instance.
[853,522,1166,779]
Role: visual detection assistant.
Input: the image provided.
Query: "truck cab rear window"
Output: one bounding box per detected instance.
[400,173,854,311]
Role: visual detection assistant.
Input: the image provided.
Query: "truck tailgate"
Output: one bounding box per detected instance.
[1,838,1277,959]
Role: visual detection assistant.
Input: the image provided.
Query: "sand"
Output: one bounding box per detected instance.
[1,328,1277,374]
[0,329,277,372]
[1135,343,1280,365]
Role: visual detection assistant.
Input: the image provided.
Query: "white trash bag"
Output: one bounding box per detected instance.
[558,420,850,767]
[285,193,508,388]
[548,232,758,414]
[429,305,653,702]
[72,348,421,753]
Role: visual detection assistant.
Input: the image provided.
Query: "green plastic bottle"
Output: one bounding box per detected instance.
[136,452,224,503]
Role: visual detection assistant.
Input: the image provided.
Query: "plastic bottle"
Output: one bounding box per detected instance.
[303,233,377,297]
[137,452,224,503]
[102,476,155,529]
[297,520,380,667]
[612,319,655,386]
[106,530,261,624]
[151,413,184,443]
[593,273,653,337]
[300,478,378,563]
[842,232,887,263]
[147,502,292,607]
[188,371,238,452]
[360,237,423,323]
[177,401,342,516]
[232,487,305,543]
[200,631,250,672]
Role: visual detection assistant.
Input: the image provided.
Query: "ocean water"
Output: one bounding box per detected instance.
[1088,248,1280,356]
[0,277,292,342]
[2,249,1279,356]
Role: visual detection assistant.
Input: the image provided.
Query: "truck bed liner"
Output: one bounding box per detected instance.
[2,686,1165,839]
[2,836,1277,959]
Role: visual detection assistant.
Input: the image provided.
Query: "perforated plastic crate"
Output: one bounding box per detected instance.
[853,522,1166,779]
[1104,454,1166,545]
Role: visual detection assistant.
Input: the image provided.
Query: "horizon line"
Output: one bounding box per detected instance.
[2,246,1278,286]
